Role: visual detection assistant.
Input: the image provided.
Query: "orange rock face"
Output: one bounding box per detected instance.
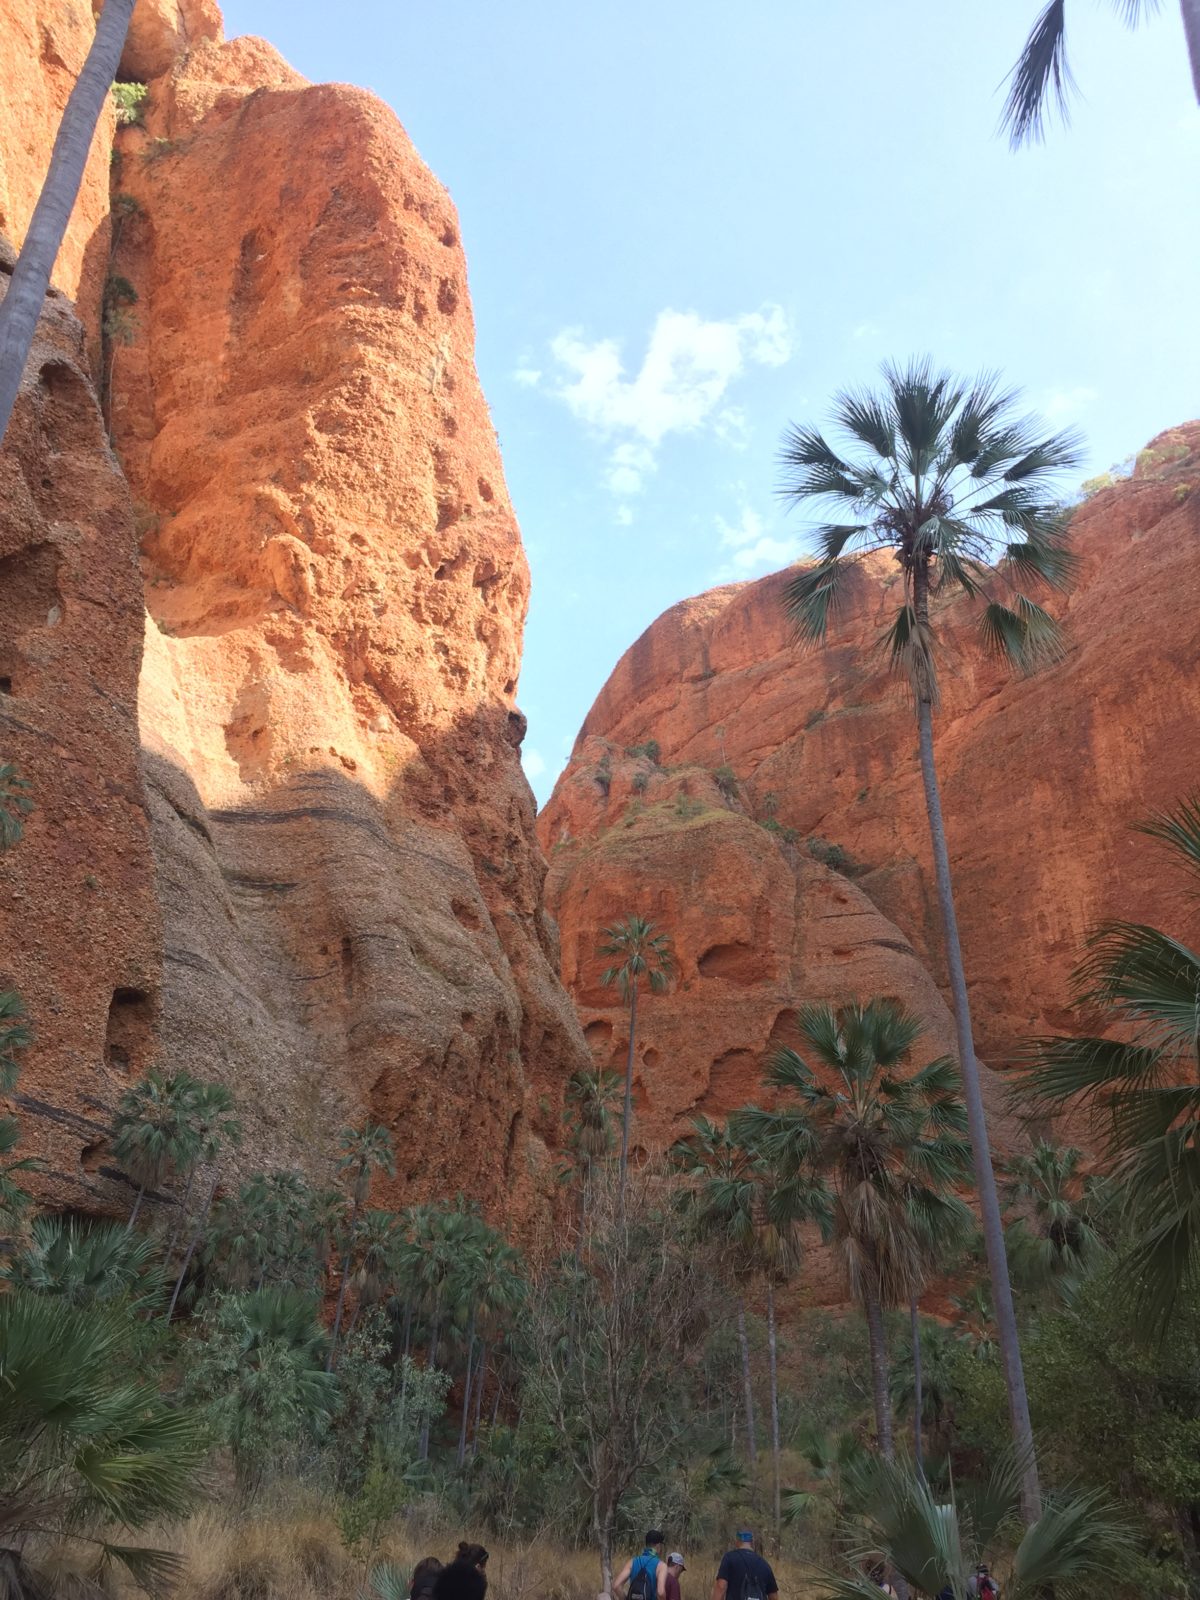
[0,260,161,1214]
[0,2,589,1229]
[540,430,1200,1147]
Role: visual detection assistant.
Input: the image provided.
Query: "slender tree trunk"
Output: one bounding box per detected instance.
[767,1278,782,1539]
[618,980,638,1204]
[915,687,1041,1522]
[0,0,136,448]
[471,1339,488,1456]
[490,1381,501,1429]
[457,1309,476,1466]
[166,1170,217,1320]
[420,1304,442,1459]
[326,1191,362,1370]
[863,1293,894,1461]
[737,1297,758,1466]
[1181,0,1200,102]
[166,1168,196,1258]
[596,1505,614,1598]
[910,1299,925,1483]
[126,1182,146,1232]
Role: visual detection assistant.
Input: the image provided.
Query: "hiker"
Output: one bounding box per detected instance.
[967,1565,998,1600]
[614,1530,669,1600]
[410,1559,442,1600]
[432,1544,489,1600]
[665,1552,687,1600]
[867,1564,896,1599]
[711,1530,779,1600]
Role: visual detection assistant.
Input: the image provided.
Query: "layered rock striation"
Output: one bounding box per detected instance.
[0,0,588,1226]
[540,432,1200,1146]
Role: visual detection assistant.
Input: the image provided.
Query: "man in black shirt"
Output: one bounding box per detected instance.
[711,1532,778,1600]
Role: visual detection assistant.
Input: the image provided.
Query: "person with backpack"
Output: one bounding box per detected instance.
[711,1531,779,1600]
[614,1531,669,1600]
[967,1565,998,1600]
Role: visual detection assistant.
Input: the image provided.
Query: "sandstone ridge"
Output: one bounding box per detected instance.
[0,0,589,1228]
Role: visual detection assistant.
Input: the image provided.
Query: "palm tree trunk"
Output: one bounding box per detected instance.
[326,1191,362,1371]
[863,1293,894,1461]
[471,1339,488,1456]
[910,1299,924,1482]
[0,0,136,447]
[1181,0,1200,102]
[767,1278,782,1538]
[420,1305,442,1459]
[166,1170,218,1320]
[737,1297,758,1466]
[618,980,638,1203]
[457,1308,476,1465]
[915,689,1041,1522]
[126,1182,146,1232]
[166,1168,196,1258]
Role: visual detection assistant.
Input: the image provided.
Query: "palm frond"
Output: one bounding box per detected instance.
[1011,1486,1134,1590]
[834,390,897,460]
[1019,1034,1165,1107]
[1138,792,1200,879]
[978,596,1065,671]
[1074,920,1200,1048]
[784,560,856,644]
[880,604,937,706]
[1001,0,1073,147]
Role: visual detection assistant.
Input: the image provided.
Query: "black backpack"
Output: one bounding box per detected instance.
[737,1557,767,1600]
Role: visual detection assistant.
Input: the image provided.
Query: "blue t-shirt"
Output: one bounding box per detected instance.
[717,1550,777,1600]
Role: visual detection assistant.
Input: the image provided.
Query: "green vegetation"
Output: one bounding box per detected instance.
[625,740,661,764]
[112,81,148,125]
[598,914,673,1196]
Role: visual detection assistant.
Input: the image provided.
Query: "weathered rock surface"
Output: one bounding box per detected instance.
[0,1,589,1229]
[540,430,1200,1135]
[0,266,160,1214]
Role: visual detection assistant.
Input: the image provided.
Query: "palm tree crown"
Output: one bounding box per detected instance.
[598,915,673,1001]
[781,360,1081,700]
[1022,795,1200,1330]
[1001,1140,1108,1291]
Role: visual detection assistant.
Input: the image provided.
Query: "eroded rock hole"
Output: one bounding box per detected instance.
[696,941,762,986]
[104,986,152,1074]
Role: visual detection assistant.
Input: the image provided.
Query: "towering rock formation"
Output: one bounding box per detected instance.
[0,0,588,1226]
[540,432,1200,1142]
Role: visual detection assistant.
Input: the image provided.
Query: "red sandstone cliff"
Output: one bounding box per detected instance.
[0,0,588,1226]
[539,430,1200,1160]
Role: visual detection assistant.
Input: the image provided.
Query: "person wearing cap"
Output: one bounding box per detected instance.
[711,1531,778,1600]
[613,1530,669,1600]
[665,1553,686,1600]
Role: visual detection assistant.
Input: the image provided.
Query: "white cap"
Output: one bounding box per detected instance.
[668,1555,686,1570]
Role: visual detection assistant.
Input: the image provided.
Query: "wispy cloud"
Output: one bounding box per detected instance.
[1039,384,1099,423]
[544,305,792,499]
[712,503,804,584]
[522,747,547,780]
[615,506,634,527]
[513,366,542,387]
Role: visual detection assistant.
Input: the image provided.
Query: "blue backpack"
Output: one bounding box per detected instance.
[629,1554,659,1600]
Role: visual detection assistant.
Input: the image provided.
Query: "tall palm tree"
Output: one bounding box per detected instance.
[1002,0,1200,147]
[328,1121,395,1367]
[904,1184,972,1481]
[598,915,672,1200]
[780,362,1080,1519]
[1001,1140,1107,1295]
[675,1113,830,1532]
[0,0,138,447]
[564,1065,623,1242]
[740,1001,970,1468]
[166,1081,241,1319]
[1022,794,1200,1334]
[111,1069,202,1229]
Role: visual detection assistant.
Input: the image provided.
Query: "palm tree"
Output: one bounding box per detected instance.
[904,1186,972,1480]
[1001,1141,1107,1295]
[740,1001,970,1467]
[166,1082,241,1319]
[0,1113,41,1233]
[0,991,32,1091]
[598,915,672,1199]
[0,0,138,448]
[328,1121,395,1367]
[780,363,1080,1519]
[1001,0,1200,148]
[1022,794,1200,1333]
[890,1317,963,1472]
[454,1220,524,1465]
[4,1214,164,1311]
[816,1450,1132,1600]
[0,1289,205,1590]
[111,1068,202,1229]
[564,1065,623,1240]
[675,1113,830,1532]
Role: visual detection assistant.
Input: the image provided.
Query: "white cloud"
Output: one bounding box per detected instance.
[713,504,803,583]
[615,506,634,526]
[851,320,881,341]
[1040,385,1099,423]
[522,747,547,780]
[544,305,792,501]
[513,366,542,387]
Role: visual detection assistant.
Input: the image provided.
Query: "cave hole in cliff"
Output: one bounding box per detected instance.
[451,897,482,933]
[37,360,98,453]
[583,1020,613,1052]
[104,987,153,1074]
[79,1138,108,1175]
[703,1047,759,1117]
[0,541,64,689]
[697,941,763,987]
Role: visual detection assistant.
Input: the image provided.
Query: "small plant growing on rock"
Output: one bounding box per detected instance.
[112,81,148,126]
[806,835,854,873]
[595,753,612,796]
[630,770,649,794]
[714,763,739,801]
[625,739,660,764]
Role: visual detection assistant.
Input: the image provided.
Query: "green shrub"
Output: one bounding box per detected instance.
[713,764,739,800]
[625,740,661,764]
[112,81,148,125]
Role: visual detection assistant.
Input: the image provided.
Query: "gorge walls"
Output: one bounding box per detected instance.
[0,0,589,1227]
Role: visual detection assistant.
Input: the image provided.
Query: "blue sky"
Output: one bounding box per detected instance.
[221,0,1200,805]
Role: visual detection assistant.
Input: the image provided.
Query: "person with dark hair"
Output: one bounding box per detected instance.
[614,1530,668,1600]
[711,1531,778,1600]
[432,1544,489,1600]
[410,1558,442,1600]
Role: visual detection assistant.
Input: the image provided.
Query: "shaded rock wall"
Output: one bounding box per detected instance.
[540,432,1200,1139]
[0,2,589,1229]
